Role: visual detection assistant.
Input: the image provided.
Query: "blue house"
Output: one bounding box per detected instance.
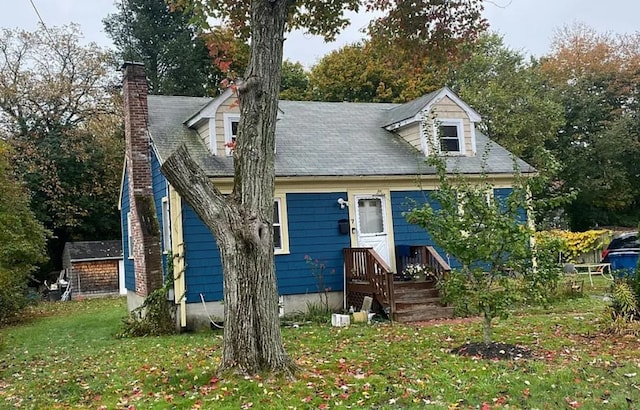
[120,63,534,327]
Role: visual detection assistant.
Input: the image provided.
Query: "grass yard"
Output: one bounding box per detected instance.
[2,277,640,409]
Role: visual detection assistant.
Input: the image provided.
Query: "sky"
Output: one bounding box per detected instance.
[3,0,640,68]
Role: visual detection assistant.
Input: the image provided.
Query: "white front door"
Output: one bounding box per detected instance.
[354,195,391,266]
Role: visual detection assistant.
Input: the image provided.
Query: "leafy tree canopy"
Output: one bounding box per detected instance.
[0,25,123,273]
[279,60,310,100]
[170,0,487,66]
[541,24,640,229]
[309,43,400,102]
[104,0,249,96]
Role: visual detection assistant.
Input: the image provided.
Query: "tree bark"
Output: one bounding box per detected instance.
[161,0,296,376]
[482,311,492,344]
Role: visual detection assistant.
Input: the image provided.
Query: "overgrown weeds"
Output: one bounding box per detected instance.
[283,301,334,325]
[119,254,179,337]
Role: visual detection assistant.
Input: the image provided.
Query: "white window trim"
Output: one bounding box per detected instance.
[126,212,133,259]
[223,113,240,156]
[161,196,171,255]
[432,118,465,156]
[208,118,217,155]
[274,196,290,255]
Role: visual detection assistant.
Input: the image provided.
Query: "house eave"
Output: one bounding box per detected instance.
[70,256,123,263]
[184,87,234,128]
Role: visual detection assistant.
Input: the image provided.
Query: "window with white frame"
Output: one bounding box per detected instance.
[435,119,464,154]
[273,199,283,251]
[127,212,133,258]
[223,113,240,156]
[161,197,171,253]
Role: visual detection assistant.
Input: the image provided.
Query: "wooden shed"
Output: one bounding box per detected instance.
[62,240,124,298]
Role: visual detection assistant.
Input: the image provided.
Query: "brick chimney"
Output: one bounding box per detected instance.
[123,62,163,297]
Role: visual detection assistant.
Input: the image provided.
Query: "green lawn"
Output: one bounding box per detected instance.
[2,277,640,409]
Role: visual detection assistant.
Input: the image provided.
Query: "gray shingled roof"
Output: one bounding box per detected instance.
[65,240,123,261]
[147,95,534,178]
[382,88,441,127]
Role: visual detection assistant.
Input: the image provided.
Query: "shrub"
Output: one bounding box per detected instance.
[119,254,178,337]
[534,229,612,263]
[282,302,334,325]
[0,268,30,324]
[525,233,565,304]
[0,143,47,325]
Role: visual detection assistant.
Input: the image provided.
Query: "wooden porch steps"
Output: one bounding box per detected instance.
[392,280,454,323]
[395,305,455,323]
[343,246,454,324]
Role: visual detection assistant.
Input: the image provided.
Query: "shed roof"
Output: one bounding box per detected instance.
[65,240,123,261]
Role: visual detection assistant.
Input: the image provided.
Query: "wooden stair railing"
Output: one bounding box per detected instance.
[397,245,451,279]
[343,248,395,319]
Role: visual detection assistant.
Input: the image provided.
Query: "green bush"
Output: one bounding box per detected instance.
[0,143,47,324]
[526,233,565,304]
[0,269,30,324]
[119,254,178,337]
[119,283,177,337]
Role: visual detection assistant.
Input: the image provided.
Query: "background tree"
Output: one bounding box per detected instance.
[445,33,570,226]
[308,36,471,103]
[164,0,488,376]
[309,43,400,102]
[104,0,248,96]
[0,141,47,323]
[448,34,564,162]
[279,60,310,100]
[0,25,123,276]
[541,24,640,230]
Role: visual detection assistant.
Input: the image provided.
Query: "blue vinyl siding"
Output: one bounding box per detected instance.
[275,192,350,295]
[151,151,169,275]
[182,203,223,303]
[392,188,522,271]
[493,188,526,222]
[390,190,460,269]
[121,167,135,291]
[181,192,350,303]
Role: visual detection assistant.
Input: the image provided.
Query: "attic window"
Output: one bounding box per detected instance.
[440,125,459,151]
[434,119,464,154]
[223,113,240,156]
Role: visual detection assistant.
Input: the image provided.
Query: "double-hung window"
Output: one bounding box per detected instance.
[223,113,240,156]
[273,199,283,251]
[126,212,133,258]
[161,197,171,253]
[273,197,289,254]
[435,119,464,154]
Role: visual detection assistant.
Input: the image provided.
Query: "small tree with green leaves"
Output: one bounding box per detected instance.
[406,150,540,343]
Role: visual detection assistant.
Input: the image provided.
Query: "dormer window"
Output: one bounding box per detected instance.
[439,125,459,151]
[434,119,464,155]
[223,113,240,156]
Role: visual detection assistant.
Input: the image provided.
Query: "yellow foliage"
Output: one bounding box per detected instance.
[535,229,613,263]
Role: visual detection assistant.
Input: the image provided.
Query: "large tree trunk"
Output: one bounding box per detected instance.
[161,0,296,376]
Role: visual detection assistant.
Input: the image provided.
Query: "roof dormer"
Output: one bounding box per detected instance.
[184,86,284,157]
[185,87,238,156]
[384,87,481,157]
